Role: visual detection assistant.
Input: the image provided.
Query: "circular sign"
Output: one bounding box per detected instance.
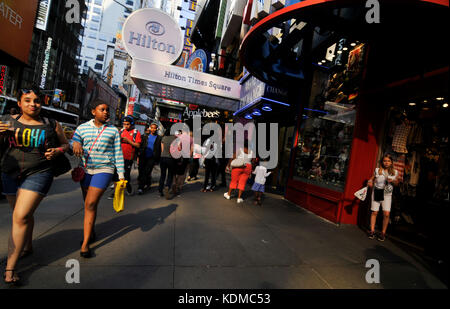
[185,49,208,72]
[122,8,184,64]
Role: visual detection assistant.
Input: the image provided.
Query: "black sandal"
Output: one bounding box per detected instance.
[3,269,21,286]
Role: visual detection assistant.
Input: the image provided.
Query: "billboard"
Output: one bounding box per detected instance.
[83,68,120,123]
[0,0,39,64]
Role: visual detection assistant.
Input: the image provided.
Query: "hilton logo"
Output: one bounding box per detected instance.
[128,22,176,54]
[146,21,165,36]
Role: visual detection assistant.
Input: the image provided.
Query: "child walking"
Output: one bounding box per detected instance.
[72,100,125,258]
[251,159,271,206]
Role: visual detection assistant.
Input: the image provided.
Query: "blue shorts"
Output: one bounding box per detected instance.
[81,173,113,190]
[2,171,54,196]
[252,182,265,192]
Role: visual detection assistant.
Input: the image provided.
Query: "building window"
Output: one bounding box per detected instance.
[126,0,133,5]
[96,54,104,61]
[93,7,101,14]
[94,0,102,6]
[94,63,103,70]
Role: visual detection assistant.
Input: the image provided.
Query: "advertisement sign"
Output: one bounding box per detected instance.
[53,89,63,107]
[0,65,7,95]
[0,0,39,64]
[122,8,184,65]
[35,0,52,31]
[185,49,208,72]
[115,17,127,54]
[40,37,53,89]
[239,74,288,110]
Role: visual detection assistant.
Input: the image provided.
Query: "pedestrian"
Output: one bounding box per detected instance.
[72,100,125,258]
[159,130,177,199]
[367,154,399,241]
[0,87,69,285]
[223,140,254,204]
[172,129,192,196]
[252,158,272,206]
[187,131,201,181]
[201,134,218,192]
[108,116,141,198]
[137,123,161,195]
[216,136,227,187]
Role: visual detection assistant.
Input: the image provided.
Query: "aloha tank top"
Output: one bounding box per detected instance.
[1,114,56,178]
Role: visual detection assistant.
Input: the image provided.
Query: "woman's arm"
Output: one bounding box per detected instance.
[45,121,70,160]
[113,129,125,180]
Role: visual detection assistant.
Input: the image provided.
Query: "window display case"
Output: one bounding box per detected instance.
[292,42,366,192]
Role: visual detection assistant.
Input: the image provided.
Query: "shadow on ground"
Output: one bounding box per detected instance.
[11,204,178,286]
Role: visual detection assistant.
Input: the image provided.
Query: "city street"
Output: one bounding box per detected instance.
[0,168,446,289]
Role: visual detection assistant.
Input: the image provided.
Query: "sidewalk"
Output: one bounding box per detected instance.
[0,168,446,289]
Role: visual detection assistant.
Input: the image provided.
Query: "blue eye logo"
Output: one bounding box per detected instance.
[146,21,165,36]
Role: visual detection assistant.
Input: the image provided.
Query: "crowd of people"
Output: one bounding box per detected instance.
[0,89,274,286]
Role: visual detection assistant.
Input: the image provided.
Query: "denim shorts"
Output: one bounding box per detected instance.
[1,171,54,196]
[81,173,113,190]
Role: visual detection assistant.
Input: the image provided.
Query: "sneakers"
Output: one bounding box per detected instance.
[223,192,231,200]
[368,231,376,239]
[237,198,244,204]
[377,233,386,242]
[137,189,143,195]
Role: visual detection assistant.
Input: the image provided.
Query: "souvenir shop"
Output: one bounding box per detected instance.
[239,0,448,271]
[375,80,449,256]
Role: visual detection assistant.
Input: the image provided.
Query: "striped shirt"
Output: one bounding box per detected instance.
[72,120,125,178]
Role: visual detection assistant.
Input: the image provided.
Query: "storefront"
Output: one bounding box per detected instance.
[240,0,448,265]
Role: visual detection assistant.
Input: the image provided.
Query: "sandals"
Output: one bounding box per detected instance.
[3,269,21,286]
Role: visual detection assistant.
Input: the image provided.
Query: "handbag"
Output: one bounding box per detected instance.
[354,186,368,201]
[42,117,72,177]
[230,158,246,168]
[72,126,107,182]
[53,153,72,177]
[384,183,394,194]
[113,179,127,213]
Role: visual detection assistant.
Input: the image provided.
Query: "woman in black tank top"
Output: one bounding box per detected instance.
[0,87,69,285]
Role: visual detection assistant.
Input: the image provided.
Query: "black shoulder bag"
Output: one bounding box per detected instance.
[44,117,72,177]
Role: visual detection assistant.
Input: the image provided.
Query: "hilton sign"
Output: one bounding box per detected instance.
[122,8,184,65]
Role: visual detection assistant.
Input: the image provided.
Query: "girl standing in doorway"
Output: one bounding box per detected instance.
[367,154,399,241]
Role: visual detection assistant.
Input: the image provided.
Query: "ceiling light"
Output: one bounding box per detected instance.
[343,47,348,51]
[244,114,253,120]
[409,102,416,106]
[252,109,262,116]
[436,97,444,101]
[443,103,449,108]
[337,50,342,54]
[262,105,272,111]
[423,100,428,103]
[350,42,356,46]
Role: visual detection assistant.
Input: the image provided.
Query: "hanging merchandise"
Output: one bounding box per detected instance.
[393,154,406,183]
[409,151,420,186]
[392,119,411,154]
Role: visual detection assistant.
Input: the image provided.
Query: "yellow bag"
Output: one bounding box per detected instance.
[113,180,128,213]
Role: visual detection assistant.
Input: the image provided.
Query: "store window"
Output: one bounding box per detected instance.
[292,38,366,191]
[378,95,449,234]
